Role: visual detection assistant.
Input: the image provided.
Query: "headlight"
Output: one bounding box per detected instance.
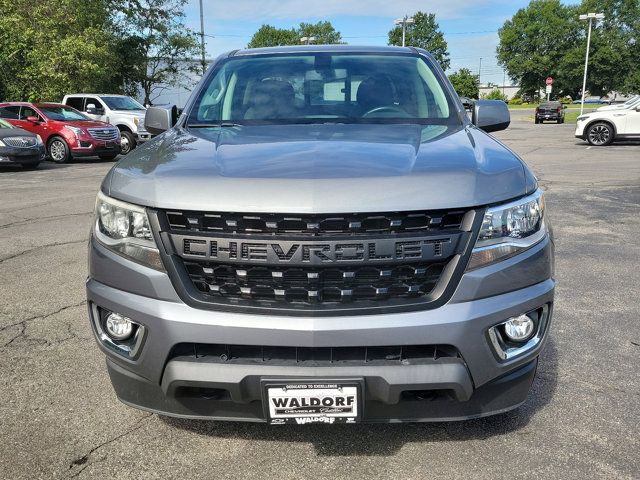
[133,117,140,126]
[0,139,5,146]
[467,189,547,270]
[65,126,84,138]
[36,134,43,145]
[94,191,164,270]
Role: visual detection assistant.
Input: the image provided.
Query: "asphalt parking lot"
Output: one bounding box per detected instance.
[1,116,639,479]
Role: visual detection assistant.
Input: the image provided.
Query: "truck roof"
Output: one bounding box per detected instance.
[231,45,418,56]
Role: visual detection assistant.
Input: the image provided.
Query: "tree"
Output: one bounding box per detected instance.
[497,0,582,99]
[248,21,343,49]
[497,0,640,98]
[298,21,343,45]
[0,0,118,101]
[111,0,200,105]
[388,12,450,70]
[247,25,300,48]
[448,68,479,98]
[482,89,508,101]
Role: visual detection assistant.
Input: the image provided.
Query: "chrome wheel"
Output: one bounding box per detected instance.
[587,124,612,146]
[120,136,130,154]
[49,139,67,162]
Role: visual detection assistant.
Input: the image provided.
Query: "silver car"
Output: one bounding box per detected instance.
[87,45,554,424]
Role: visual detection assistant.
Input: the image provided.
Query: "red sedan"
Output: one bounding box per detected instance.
[0,102,121,163]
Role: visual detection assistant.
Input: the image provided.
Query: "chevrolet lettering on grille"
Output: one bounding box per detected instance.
[170,234,466,265]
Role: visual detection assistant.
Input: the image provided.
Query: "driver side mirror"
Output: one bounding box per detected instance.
[26,116,40,124]
[144,105,178,135]
[472,100,510,133]
[86,103,103,115]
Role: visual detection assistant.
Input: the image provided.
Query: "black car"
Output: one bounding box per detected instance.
[535,101,566,124]
[0,119,45,169]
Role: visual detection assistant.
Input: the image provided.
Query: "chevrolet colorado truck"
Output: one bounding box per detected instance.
[87,45,554,424]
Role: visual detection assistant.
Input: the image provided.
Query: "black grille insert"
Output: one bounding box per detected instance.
[170,343,461,366]
[166,210,466,236]
[184,261,447,304]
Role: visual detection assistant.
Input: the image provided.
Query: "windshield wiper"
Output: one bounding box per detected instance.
[187,122,242,128]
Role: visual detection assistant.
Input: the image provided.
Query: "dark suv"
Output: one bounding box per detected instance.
[535,101,566,124]
[87,46,554,424]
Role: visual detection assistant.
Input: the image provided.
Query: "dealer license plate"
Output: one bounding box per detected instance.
[264,382,360,425]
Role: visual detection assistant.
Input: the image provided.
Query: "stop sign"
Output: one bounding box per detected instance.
[546,77,554,86]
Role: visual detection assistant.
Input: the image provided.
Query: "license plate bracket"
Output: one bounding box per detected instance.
[262,378,363,425]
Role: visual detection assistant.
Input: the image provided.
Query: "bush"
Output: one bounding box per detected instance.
[482,88,508,102]
[559,96,573,104]
[509,97,524,105]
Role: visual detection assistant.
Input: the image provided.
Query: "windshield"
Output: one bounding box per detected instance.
[102,96,146,111]
[39,106,89,121]
[187,53,457,126]
[623,95,640,106]
[0,119,14,128]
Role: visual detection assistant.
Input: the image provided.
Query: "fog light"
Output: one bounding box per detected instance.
[504,314,535,342]
[105,312,134,340]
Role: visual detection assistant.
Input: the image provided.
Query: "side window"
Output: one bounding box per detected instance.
[20,106,42,121]
[84,97,103,111]
[65,97,84,110]
[0,105,21,119]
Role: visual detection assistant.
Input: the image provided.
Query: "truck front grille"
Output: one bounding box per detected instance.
[184,261,447,304]
[153,208,478,315]
[169,343,462,366]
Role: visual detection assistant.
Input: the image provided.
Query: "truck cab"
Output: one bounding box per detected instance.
[62,94,151,155]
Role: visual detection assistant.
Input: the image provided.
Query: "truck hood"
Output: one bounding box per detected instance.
[109,109,146,119]
[106,123,534,213]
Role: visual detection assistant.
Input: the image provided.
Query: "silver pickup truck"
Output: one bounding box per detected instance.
[86,45,554,424]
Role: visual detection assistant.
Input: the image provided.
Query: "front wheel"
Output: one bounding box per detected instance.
[48,137,70,163]
[120,131,136,155]
[586,122,614,146]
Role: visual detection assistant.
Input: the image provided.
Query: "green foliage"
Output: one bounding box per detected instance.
[388,12,450,70]
[483,89,508,101]
[0,0,118,101]
[248,21,343,49]
[509,97,524,105]
[111,0,200,105]
[448,68,479,98]
[247,25,300,48]
[497,0,640,98]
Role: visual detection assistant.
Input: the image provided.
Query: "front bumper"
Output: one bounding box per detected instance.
[87,233,554,422]
[0,145,46,164]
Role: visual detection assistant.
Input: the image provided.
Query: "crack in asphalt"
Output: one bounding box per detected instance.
[0,239,87,264]
[0,211,92,230]
[0,300,87,348]
[66,414,153,479]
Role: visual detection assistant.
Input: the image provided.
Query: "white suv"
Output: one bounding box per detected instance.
[62,94,151,154]
[575,101,640,146]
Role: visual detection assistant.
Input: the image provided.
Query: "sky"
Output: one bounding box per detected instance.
[182,0,577,87]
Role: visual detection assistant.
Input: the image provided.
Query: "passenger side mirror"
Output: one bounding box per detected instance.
[145,105,178,135]
[472,100,510,133]
[26,116,40,124]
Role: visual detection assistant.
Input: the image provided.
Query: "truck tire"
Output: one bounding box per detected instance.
[120,131,136,155]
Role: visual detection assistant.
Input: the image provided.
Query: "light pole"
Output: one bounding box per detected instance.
[394,16,415,47]
[198,0,207,75]
[300,36,317,45]
[579,12,604,115]
[478,57,482,86]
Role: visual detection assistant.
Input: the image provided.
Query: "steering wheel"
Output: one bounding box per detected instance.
[362,105,411,118]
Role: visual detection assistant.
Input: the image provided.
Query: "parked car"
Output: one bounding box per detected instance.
[596,94,640,112]
[459,96,473,111]
[575,102,640,145]
[572,97,610,105]
[62,94,150,155]
[535,101,566,124]
[0,102,121,163]
[0,118,46,169]
[87,45,554,425]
